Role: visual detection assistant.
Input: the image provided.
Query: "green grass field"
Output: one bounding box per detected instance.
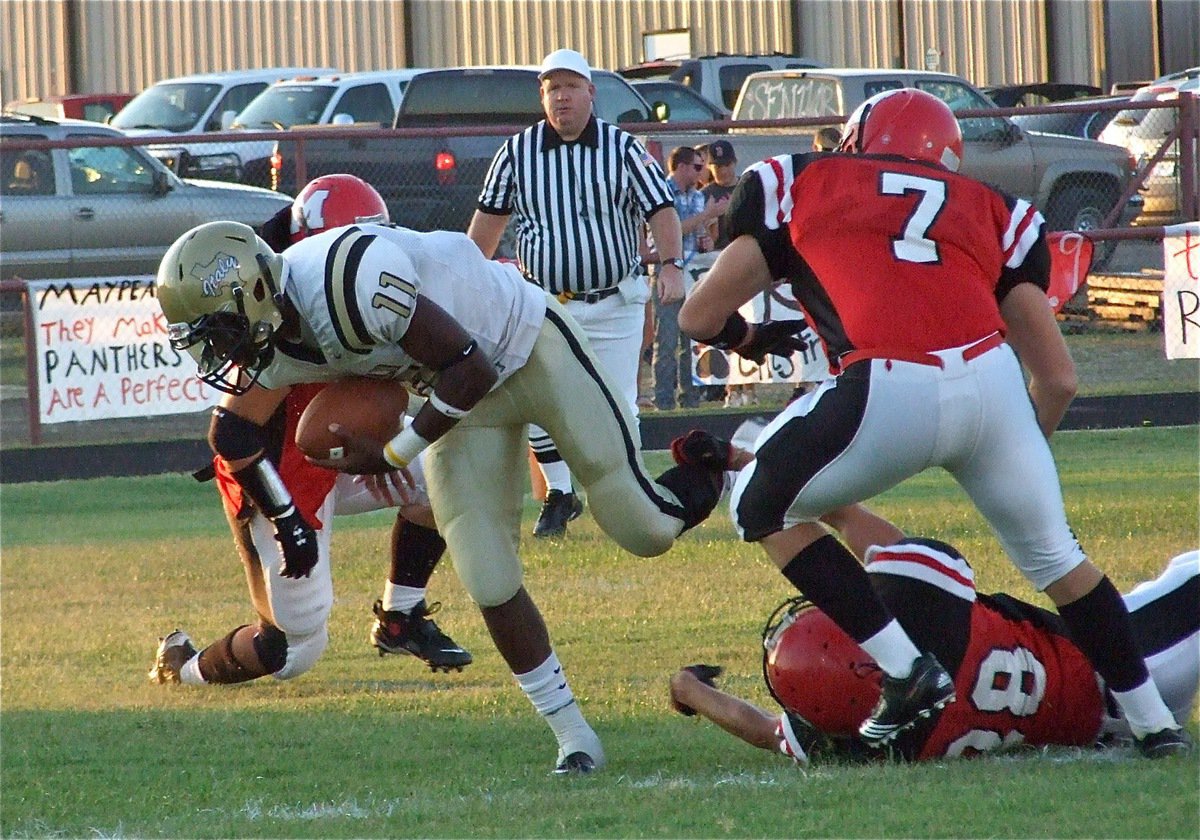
[2,427,1198,837]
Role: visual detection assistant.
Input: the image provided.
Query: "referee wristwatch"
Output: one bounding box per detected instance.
[662,257,685,270]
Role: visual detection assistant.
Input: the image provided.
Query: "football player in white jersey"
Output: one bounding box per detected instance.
[155,210,733,774]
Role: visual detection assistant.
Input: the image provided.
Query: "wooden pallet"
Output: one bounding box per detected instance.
[1083,272,1163,332]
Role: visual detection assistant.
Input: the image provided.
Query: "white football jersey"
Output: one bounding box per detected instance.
[258,224,546,392]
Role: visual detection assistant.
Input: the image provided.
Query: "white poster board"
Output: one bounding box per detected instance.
[1163,222,1200,360]
[684,251,830,386]
[28,277,218,423]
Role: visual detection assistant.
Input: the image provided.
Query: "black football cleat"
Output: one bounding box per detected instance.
[1135,727,1194,759]
[532,490,584,538]
[370,599,472,672]
[858,652,955,745]
[553,751,597,776]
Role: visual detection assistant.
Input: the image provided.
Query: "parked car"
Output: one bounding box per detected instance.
[982,82,1103,108]
[619,53,823,111]
[4,93,135,124]
[1010,94,1129,140]
[0,115,291,280]
[1098,68,1199,218]
[630,80,730,124]
[111,66,337,180]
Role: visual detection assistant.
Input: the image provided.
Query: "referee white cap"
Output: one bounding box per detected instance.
[539,48,592,82]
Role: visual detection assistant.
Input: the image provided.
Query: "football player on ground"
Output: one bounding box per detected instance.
[152,176,748,775]
[677,88,1189,755]
[669,504,1199,764]
[150,175,472,690]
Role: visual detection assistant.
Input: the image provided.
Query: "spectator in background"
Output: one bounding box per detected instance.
[653,146,725,410]
[468,48,686,538]
[698,141,757,408]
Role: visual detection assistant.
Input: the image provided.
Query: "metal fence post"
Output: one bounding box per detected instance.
[1178,92,1198,221]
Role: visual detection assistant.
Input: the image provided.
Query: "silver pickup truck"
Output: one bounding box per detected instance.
[641,67,1140,235]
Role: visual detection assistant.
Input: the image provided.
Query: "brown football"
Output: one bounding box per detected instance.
[295,378,409,459]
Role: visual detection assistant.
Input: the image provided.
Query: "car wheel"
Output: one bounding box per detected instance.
[1046,184,1117,270]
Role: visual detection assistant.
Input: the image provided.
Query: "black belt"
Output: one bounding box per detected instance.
[557,286,620,304]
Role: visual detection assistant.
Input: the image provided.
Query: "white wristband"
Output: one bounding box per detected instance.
[383,425,431,469]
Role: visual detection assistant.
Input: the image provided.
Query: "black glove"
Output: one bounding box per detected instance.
[669,430,732,472]
[272,506,318,579]
[674,664,723,717]
[737,320,808,365]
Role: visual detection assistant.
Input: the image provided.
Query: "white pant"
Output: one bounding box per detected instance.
[731,341,1087,590]
[241,462,422,678]
[1109,550,1200,734]
[426,298,687,607]
[528,273,650,447]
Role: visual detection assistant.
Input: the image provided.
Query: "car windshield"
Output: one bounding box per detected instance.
[112,83,222,132]
[1110,86,1179,128]
[233,85,336,128]
[398,70,650,127]
[1011,112,1083,136]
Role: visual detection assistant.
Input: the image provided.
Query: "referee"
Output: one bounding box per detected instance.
[468,47,686,538]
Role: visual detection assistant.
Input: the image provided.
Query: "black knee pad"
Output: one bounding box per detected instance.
[252,623,289,674]
[197,624,262,684]
[657,463,722,531]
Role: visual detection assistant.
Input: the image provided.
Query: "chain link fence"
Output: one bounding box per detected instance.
[1,96,1194,449]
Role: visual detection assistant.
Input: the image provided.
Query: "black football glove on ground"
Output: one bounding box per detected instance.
[673,663,724,717]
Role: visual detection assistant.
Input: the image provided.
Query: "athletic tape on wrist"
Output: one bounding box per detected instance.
[383,425,431,469]
[428,392,468,420]
[233,455,294,519]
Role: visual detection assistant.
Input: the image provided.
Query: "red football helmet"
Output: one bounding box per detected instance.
[290,173,390,243]
[838,88,964,172]
[762,598,883,737]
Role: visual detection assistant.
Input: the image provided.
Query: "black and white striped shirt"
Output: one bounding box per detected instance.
[476,116,674,295]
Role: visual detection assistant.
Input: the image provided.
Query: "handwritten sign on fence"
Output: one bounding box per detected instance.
[1163,222,1200,360]
[684,251,830,386]
[28,277,217,424]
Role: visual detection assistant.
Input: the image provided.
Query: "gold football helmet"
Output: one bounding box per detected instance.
[156,220,287,395]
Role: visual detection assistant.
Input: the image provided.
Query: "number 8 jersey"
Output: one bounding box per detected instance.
[725,152,1050,368]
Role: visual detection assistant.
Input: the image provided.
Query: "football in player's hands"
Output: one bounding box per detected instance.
[295,378,409,460]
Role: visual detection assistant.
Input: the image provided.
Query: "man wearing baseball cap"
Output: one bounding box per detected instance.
[469,49,686,543]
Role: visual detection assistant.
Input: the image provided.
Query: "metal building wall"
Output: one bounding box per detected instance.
[405,0,795,71]
[2,0,411,104]
[1159,0,1199,76]
[1046,0,1105,88]
[902,0,1048,86]
[793,0,902,69]
[1104,0,1158,84]
[1,0,70,105]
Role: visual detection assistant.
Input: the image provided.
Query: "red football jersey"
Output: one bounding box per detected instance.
[728,153,1049,364]
[866,541,1104,760]
[918,596,1105,758]
[213,382,339,528]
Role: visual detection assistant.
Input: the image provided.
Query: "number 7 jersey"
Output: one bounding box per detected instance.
[726,152,1051,364]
